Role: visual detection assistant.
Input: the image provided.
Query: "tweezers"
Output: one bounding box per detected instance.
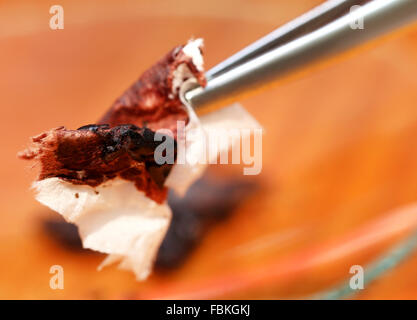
[183,0,417,114]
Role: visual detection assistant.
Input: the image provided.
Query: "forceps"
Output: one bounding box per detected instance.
[183,0,417,114]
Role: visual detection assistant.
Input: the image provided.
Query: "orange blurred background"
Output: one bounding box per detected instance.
[2,0,417,299]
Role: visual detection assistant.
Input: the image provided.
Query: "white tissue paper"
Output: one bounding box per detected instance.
[33,39,262,280]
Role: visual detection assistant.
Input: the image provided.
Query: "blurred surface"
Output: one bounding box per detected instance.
[1,0,417,299]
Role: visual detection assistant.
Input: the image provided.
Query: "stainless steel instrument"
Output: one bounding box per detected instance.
[184,0,417,113]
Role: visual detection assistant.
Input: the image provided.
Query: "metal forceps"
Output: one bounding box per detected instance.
[183,0,417,114]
